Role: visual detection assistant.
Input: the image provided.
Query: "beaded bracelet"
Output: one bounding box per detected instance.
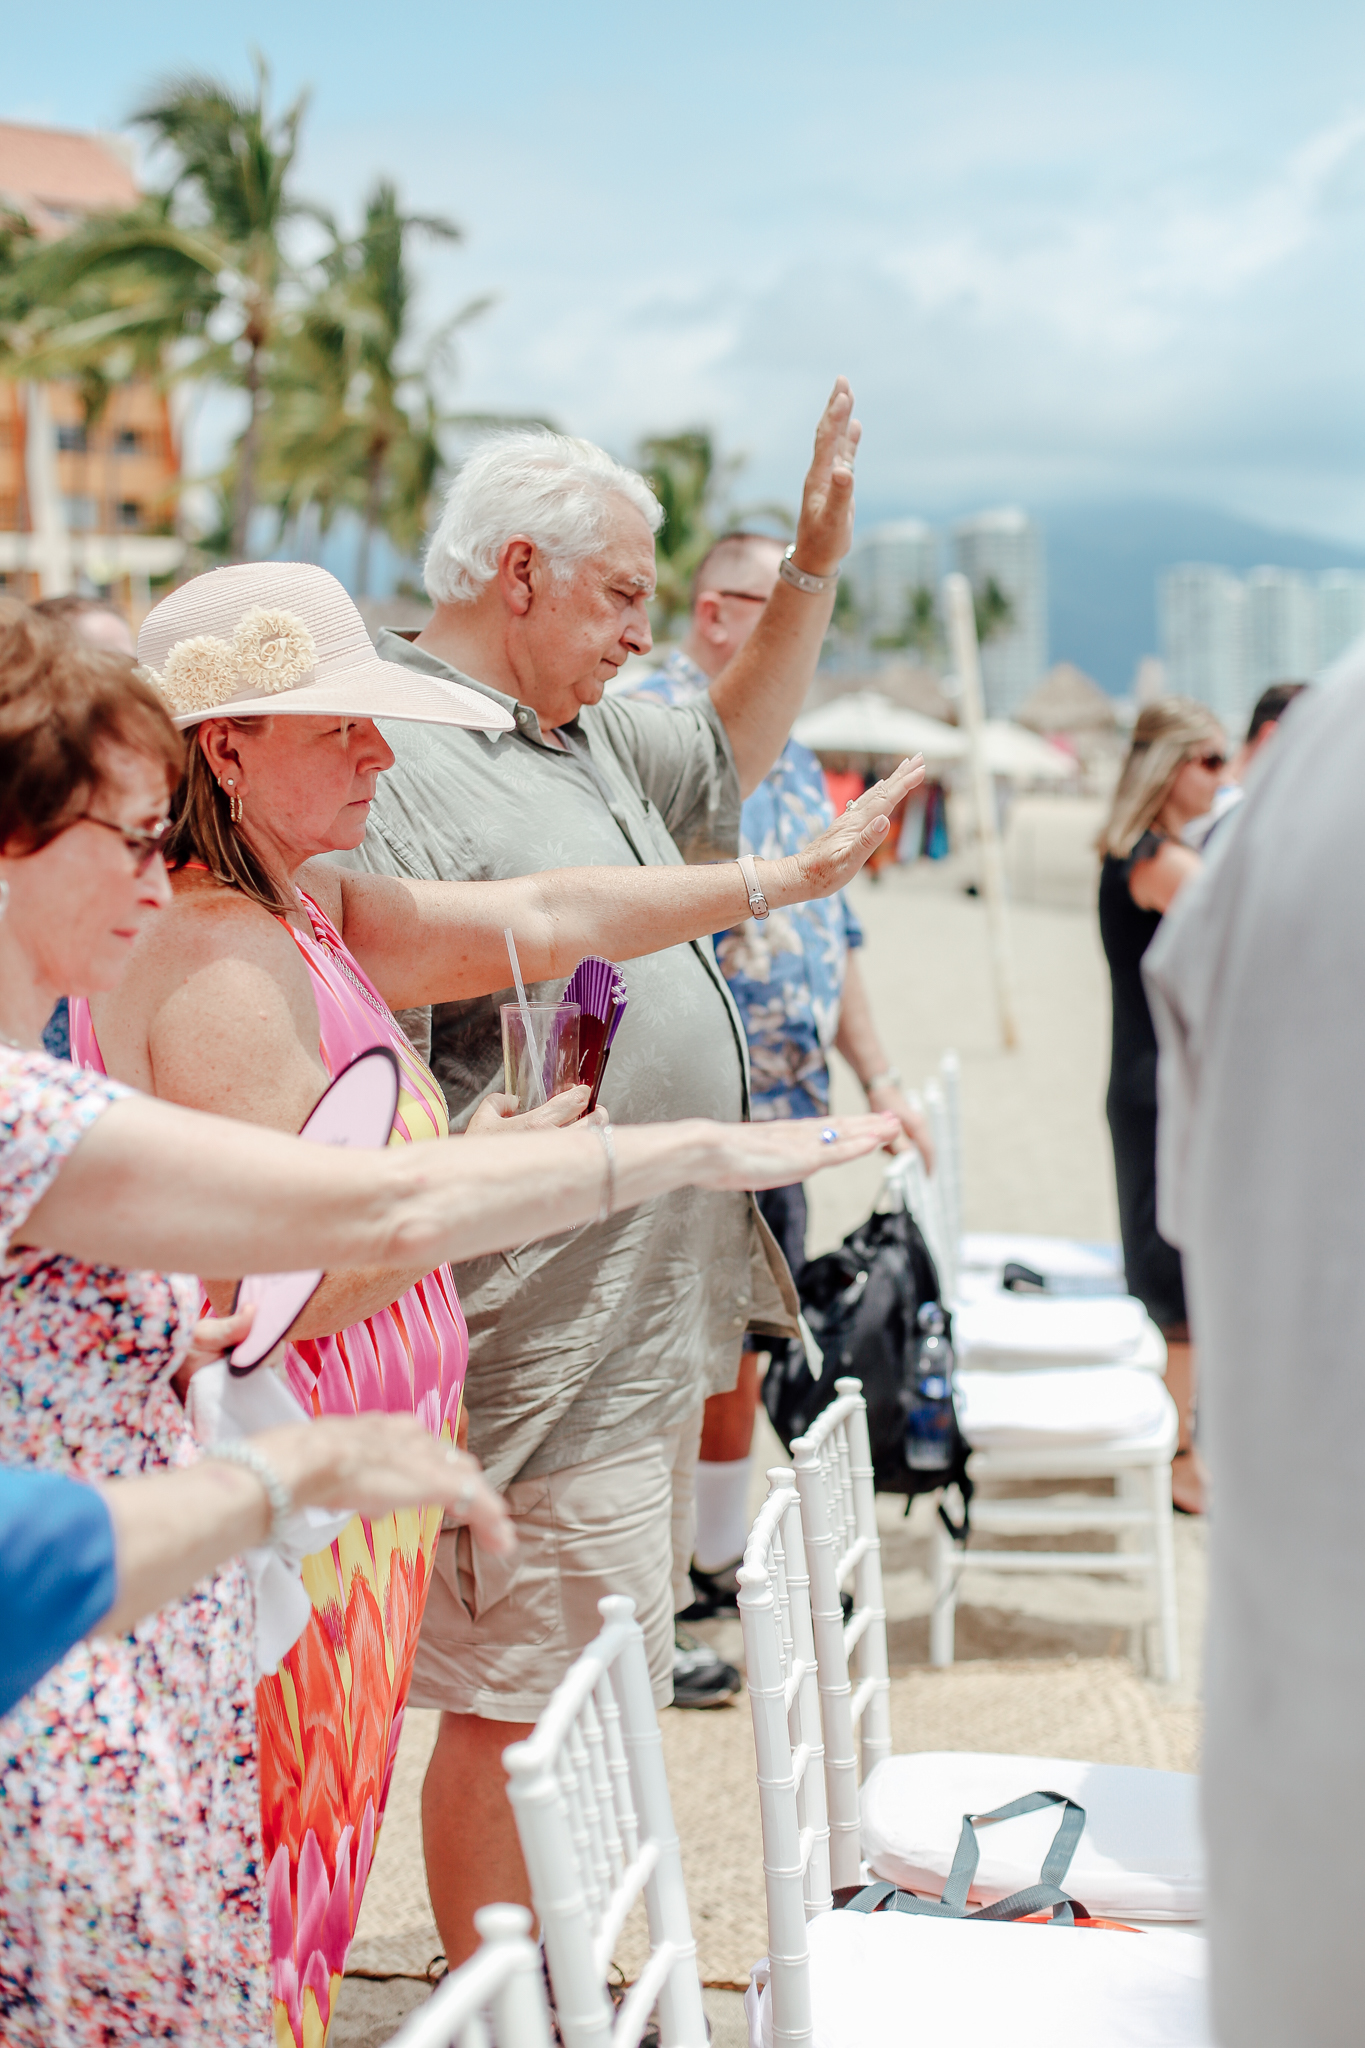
[211,1440,293,1544]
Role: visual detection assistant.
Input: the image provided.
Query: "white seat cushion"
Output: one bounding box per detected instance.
[954,1294,1150,1366]
[954,1365,1172,1447]
[948,1296,1170,1377]
[959,1232,1124,1278]
[746,1910,1210,2048]
[860,1752,1203,1920]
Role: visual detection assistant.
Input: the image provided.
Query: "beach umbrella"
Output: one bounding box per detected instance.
[793,691,966,764]
[979,721,1078,781]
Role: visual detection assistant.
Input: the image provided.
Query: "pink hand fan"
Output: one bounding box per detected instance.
[228,1045,402,1374]
[564,956,628,1110]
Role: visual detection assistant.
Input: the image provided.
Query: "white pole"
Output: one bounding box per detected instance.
[943,572,1020,1050]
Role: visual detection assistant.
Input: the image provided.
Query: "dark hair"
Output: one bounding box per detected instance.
[1246,680,1309,744]
[0,599,183,855]
[689,530,785,609]
[166,723,295,914]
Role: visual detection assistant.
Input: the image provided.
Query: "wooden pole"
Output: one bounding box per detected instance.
[943,571,1020,1050]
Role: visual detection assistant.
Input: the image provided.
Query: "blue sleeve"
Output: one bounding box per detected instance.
[842,895,865,950]
[0,1468,116,1716]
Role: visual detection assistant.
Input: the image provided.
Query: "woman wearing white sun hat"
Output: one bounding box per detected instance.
[69,559,913,2046]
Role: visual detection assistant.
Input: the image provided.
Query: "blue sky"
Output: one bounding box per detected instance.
[8,1,1365,542]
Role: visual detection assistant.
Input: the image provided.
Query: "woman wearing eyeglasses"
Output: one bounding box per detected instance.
[0,595,898,2045]
[1098,699,1228,1516]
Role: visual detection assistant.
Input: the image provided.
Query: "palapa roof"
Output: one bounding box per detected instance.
[1015,662,1118,734]
[810,659,958,725]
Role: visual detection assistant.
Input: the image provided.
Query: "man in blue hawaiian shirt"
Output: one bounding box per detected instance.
[621,532,931,1614]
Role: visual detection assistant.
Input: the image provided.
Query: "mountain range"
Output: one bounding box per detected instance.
[854,496,1365,697]
[1039,501,1365,696]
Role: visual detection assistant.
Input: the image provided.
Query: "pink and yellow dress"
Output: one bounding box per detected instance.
[75,888,467,2048]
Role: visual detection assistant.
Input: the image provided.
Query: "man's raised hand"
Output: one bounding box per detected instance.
[792,377,862,579]
[787,756,926,897]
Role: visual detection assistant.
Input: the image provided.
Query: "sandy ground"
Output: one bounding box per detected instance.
[332,795,1204,2045]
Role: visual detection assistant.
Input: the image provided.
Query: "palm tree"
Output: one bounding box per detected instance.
[869,577,1013,659]
[0,59,307,558]
[973,574,1014,645]
[637,428,791,632]
[264,181,491,595]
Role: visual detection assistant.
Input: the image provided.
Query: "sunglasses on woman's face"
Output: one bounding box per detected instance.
[78,812,174,875]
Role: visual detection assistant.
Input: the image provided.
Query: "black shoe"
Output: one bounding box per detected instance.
[675,1558,742,1623]
[672,1625,740,1708]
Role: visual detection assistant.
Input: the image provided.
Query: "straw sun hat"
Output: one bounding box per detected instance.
[138,561,512,736]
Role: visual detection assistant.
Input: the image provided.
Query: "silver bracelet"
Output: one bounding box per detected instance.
[778,543,839,595]
[864,1066,902,1093]
[595,1120,617,1224]
[210,1440,293,1543]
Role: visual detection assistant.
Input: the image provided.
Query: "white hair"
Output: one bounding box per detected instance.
[423,429,664,605]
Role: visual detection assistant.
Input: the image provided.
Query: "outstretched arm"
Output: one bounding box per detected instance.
[22,1085,898,1288]
[95,1415,512,1636]
[707,378,860,795]
[315,756,923,1010]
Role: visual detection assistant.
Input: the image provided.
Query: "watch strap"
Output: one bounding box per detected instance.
[737,853,770,921]
[779,543,838,595]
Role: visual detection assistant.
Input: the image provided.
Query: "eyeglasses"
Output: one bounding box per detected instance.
[78,812,174,875]
[1194,752,1227,772]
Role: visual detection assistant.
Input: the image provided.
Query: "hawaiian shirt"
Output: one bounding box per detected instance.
[624,648,863,1121]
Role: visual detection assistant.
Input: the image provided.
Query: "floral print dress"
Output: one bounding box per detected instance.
[0,1048,268,2045]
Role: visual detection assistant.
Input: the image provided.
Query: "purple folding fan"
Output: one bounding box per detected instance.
[564,956,628,1111]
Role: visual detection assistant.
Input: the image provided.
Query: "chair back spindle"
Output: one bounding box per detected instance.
[503,1598,707,2048]
[738,1472,835,2046]
[383,1905,552,2048]
[791,1382,891,1887]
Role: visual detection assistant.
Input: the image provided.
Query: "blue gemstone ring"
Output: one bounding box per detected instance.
[820,1127,837,1144]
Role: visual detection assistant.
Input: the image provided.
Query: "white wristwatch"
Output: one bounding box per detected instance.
[736,853,770,920]
[778,543,838,595]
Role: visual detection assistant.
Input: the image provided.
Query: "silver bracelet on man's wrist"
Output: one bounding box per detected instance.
[778,543,839,595]
[210,1440,294,1544]
[596,1120,617,1224]
[863,1066,902,1094]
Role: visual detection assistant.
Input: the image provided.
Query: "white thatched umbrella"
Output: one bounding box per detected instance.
[792,691,966,764]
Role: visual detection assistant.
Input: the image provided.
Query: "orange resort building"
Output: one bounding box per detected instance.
[0,121,185,622]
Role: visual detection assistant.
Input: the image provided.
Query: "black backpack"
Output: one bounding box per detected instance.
[762,1203,972,1535]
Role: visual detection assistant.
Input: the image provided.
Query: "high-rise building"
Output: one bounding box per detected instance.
[1158,565,1247,725]
[845,518,937,644]
[1317,570,1365,667]
[1244,567,1316,692]
[949,508,1048,718]
[0,122,185,615]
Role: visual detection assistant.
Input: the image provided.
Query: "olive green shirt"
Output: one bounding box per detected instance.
[335,631,798,1490]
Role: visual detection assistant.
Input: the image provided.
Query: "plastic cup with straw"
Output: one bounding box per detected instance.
[504,927,546,1109]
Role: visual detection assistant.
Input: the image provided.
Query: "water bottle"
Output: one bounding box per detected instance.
[904,1301,956,1473]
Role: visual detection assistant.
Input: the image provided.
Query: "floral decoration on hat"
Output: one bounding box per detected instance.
[148,606,318,716]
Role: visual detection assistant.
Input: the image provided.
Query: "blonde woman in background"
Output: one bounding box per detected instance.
[1098,698,1227,1515]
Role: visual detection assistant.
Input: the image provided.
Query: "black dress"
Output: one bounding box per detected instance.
[1097,833,1187,1333]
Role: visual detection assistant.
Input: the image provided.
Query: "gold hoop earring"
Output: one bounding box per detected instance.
[222,778,244,826]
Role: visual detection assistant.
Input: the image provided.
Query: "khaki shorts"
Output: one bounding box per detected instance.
[408,1415,702,1721]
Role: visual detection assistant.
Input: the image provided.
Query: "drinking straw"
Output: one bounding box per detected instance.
[504,926,546,1109]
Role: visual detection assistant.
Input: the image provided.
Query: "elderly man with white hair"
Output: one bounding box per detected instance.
[345,380,877,1967]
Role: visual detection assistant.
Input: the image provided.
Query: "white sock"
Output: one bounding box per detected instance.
[693,1459,752,1573]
